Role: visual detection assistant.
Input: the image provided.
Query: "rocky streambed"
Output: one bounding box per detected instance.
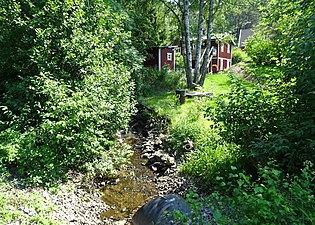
[45,104,194,224]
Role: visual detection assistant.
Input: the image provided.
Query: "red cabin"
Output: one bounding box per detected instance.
[144,46,178,71]
[192,35,234,73]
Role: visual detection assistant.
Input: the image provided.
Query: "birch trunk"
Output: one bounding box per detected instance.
[183,0,193,89]
[199,0,213,86]
[193,0,205,84]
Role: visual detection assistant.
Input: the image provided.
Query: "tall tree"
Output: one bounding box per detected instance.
[193,0,205,84]
[199,0,214,86]
[183,0,193,89]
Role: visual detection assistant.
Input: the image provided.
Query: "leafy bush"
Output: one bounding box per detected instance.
[232,48,251,64]
[176,162,315,224]
[212,162,315,225]
[206,75,308,171]
[12,65,135,184]
[245,33,280,65]
[180,140,241,186]
[0,0,138,185]
[134,67,185,97]
[208,75,294,146]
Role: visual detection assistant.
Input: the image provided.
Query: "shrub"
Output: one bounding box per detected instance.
[212,162,315,225]
[206,75,304,171]
[134,67,185,97]
[0,0,138,184]
[245,33,280,65]
[180,140,241,186]
[177,162,315,224]
[232,47,251,64]
[13,65,135,184]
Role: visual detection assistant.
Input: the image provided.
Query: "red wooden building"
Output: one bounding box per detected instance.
[144,46,178,71]
[192,35,234,73]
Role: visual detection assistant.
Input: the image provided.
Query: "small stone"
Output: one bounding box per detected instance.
[114,220,127,225]
[42,190,50,199]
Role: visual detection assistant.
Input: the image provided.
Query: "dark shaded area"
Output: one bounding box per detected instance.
[132,194,191,225]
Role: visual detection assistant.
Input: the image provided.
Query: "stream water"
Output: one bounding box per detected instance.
[100,151,158,221]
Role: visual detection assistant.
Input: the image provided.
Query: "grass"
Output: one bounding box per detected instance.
[0,169,62,225]
[141,70,255,128]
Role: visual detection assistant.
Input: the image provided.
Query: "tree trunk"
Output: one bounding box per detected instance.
[183,0,193,89]
[193,0,205,85]
[199,0,213,86]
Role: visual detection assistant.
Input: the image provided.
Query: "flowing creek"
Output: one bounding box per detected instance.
[98,105,192,223]
[100,151,159,221]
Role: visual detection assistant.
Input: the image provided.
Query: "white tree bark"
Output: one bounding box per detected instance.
[193,0,205,84]
[199,0,213,86]
[183,0,193,89]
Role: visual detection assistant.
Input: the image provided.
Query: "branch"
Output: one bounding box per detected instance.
[157,0,182,27]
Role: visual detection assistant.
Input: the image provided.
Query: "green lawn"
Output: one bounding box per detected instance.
[141,70,256,126]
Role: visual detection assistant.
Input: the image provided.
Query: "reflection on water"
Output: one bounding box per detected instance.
[100,152,158,220]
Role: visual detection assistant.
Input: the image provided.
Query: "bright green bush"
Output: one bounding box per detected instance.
[0,0,138,184]
[212,162,315,225]
[245,33,280,65]
[232,48,251,64]
[208,75,293,146]
[206,75,309,172]
[180,140,241,186]
[134,67,185,97]
[14,67,135,184]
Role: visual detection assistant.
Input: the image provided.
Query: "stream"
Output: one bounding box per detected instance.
[100,151,158,221]
[99,105,192,224]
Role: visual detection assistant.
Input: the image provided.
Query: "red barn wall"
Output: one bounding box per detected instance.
[218,42,232,59]
[160,47,175,70]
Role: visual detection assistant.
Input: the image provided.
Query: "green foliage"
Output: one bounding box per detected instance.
[221,0,315,173]
[243,64,285,85]
[117,0,180,55]
[208,75,294,147]
[180,140,241,186]
[213,0,264,35]
[134,68,185,97]
[0,181,61,224]
[232,48,251,64]
[0,0,138,185]
[85,142,133,180]
[245,33,280,65]
[0,128,22,164]
[205,74,314,172]
[212,162,315,225]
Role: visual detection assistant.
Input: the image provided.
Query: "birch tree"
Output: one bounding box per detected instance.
[199,0,213,86]
[183,0,193,89]
[193,0,205,84]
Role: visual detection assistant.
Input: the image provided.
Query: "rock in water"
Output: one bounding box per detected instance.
[132,194,191,225]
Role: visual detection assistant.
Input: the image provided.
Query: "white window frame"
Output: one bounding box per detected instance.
[220,43,224,52]
[213,47,217,57]
[220,58,223,70]
[167,52,172,61]
[227,44,230,53]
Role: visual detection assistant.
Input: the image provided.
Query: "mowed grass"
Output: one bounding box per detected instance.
[141,69,256,128]
[141,72,232,127]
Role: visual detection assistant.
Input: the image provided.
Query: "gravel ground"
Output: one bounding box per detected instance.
[4,105,208,225]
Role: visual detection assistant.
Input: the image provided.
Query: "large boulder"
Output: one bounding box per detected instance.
[132,194,191,225]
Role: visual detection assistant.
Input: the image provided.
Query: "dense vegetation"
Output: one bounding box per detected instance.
[0,0,314,223]
[0,0,139,185]
[142,0,315,223]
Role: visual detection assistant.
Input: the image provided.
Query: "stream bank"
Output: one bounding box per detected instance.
[39,104,193,224]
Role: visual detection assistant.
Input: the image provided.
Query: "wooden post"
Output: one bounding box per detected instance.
[176,89,186,104]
